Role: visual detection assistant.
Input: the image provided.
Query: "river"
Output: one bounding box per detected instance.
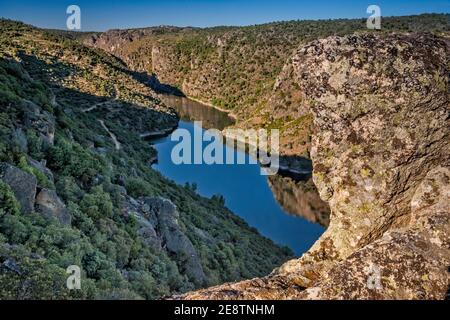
[152,95,324,256]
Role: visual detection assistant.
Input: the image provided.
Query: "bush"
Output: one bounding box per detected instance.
[17,156,53,189]
[26,130,45,160]
[48,139,103,184]
[80,186,114,219]
[125,178,154,198]
[0,181,21,216]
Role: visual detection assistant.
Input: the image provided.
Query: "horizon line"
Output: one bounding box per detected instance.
[1,12,448,34]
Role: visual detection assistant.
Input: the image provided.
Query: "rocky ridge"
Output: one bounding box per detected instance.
[175,33,450,300]
[121,196,208,286]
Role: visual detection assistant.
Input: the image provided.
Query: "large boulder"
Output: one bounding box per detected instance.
[121,195,162,250]
[0,163,37,214]
[27,157,54,183]
[35,189,71,226]
[299,167,450,300]
[142,197,207,287]
[290,33,449,272]
[122,196,208,286]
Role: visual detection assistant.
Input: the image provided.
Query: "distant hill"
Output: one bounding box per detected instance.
[80,13,450,158]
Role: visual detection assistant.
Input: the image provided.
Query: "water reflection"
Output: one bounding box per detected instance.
[267,175,330,227]
[160,95,235,130]
[152,96,326,255]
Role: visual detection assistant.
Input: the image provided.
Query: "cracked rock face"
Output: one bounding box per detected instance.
[176,33,450,300]
[122,196,208,287]
[300,167,450,300]
[292,33,449,271]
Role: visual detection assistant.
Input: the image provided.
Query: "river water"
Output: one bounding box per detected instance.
[152,95,324,256]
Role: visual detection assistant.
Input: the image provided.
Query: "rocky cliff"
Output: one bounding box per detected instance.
[175,33,450,300]
[82,14,449,160]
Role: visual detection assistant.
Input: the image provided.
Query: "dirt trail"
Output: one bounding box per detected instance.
[99,120,121,150]
[82,85,119,113]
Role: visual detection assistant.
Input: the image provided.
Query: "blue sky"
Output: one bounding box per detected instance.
[0,0,448,31]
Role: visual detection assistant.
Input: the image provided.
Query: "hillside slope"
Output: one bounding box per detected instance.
[82,14,450,159]
[0,20,292,299]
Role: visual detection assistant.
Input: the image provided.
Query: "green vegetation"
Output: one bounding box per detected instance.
[17,156,54,189]
[82,14,449,115]
[0,58,51,109]
[0,19,293,299]
[0,181,21,217]
[81,14,449,156]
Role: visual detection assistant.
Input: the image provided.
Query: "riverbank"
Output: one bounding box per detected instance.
[185,95,238,121]
[151,107,325,255]
[180,96,313,178]
[220,128,313,180]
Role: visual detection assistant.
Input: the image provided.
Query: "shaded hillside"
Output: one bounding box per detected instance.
[81,14,450,158]
[0,19,293,299]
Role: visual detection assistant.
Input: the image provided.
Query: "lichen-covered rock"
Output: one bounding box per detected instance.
[291,32,449,270]
[177,33,450,300]
[35,189,72,226]
[0,163,37,214]
[300,167,450,300]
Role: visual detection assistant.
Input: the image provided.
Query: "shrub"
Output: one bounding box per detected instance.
[0,181,21,216]
[125,177,153,198]
[48,139,103,184]
[17,156,53,189]
[80,186,114,219]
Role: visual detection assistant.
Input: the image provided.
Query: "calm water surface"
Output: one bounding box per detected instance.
[153,96,324,255]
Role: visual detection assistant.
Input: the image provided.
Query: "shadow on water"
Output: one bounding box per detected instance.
[160,95,235,131]
[116,68,328,255]
[151,96,328,255]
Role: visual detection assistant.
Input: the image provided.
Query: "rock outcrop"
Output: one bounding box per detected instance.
[20,99,55,147]
[26,158,54,183]
[299,167,449,299]
[0,163,37,214]
[146,198,208,287]
[176,33,450,300]
[291,33,449,275]
[122,196,208,286]
[35,189,72,226]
